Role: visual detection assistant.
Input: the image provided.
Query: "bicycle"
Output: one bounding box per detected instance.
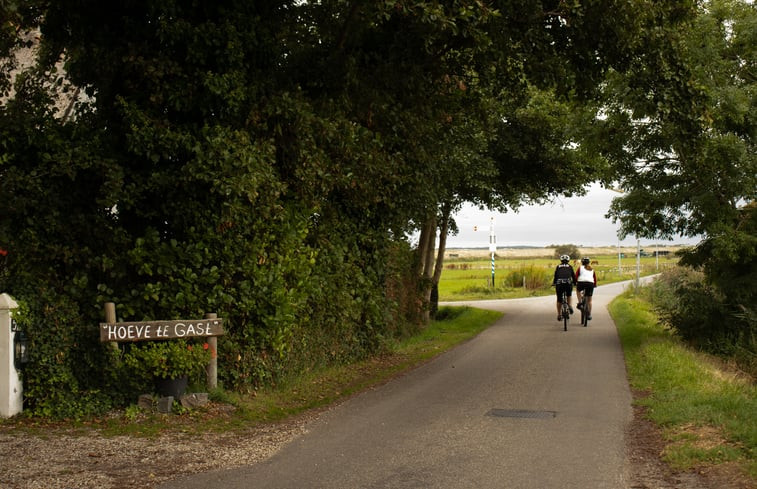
[559,290,570,331]
[577,289,589,327]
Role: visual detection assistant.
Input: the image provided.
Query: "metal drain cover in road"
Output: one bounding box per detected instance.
[486,408,557,419]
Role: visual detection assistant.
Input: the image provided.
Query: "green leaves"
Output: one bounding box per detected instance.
[3,0,739,417]
[600,0,756,355]
[122,339,211,381]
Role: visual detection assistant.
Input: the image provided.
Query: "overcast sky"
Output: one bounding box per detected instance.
[443,183,701,249]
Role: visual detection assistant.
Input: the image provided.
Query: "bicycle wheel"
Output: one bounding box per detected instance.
[581,297,587,327]
[584,303,590,326]
[562,295,569,331]
[563,308,568,331]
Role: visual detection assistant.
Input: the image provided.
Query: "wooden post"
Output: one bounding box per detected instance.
[104,302,118,351]
[205,313,218,390]
[104,302,116,323]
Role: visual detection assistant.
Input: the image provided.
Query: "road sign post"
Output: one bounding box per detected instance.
[489,217,496,287]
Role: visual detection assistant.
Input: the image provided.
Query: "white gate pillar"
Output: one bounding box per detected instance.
[0,293,23,417]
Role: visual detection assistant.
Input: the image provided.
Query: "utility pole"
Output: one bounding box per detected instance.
[489,217,496,287]
[636,238,641,289]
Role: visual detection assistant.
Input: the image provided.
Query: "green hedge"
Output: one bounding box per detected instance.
[646,267,756,376]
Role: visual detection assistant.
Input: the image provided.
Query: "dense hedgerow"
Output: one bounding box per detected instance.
[645,267,756,376]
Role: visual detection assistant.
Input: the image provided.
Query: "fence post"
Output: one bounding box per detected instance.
[205,313,218,390]
[103,302,119,351]
[0,293,22,417]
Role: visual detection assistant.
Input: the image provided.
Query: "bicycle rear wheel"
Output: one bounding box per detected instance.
[562,298,569,331]
[581,297,588,327]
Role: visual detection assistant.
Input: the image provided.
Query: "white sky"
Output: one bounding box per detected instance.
[444,183,701,248]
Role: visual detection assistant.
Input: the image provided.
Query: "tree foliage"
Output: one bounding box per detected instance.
[0,0,708,416]
[552,244,581,261]
[602,0,756,354]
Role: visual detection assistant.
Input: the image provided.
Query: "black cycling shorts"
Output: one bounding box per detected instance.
[555,282,573,300]
[577,282,595,297]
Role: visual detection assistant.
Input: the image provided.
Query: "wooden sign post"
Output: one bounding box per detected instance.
[101,303,225,389]
[100,318,224,342]
[204,313,218,390]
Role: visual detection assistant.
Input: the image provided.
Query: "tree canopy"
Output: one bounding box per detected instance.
[0,0,724,417]
[602,0,755,354]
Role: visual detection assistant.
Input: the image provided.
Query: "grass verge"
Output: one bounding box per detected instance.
[609,291,757,482]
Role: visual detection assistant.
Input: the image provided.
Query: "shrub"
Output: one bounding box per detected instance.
[122,340,211,381]
[647,267,757,374]
[552,244,580,260]
[12,289,116,419]
[504,265,552,289]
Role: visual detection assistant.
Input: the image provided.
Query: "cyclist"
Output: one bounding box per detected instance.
[552,254,575,321]
[575,257,597,320]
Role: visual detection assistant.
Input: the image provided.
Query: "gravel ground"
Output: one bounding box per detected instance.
[0,397,750,489]
[0,406,319,489]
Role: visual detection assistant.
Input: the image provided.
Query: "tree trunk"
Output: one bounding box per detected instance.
[423,216,436,281]
[432,204,450,286]
[418,215,437,324]
[415,218,432,278]
[429,204,451,319]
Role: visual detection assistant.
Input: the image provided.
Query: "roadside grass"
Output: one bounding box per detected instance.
[440,254,668,301]
[609,291,757,481]
[16,306,501,436]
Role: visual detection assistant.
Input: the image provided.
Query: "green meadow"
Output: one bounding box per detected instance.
[439,251,674,301]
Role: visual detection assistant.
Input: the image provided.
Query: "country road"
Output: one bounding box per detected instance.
[161,279,648,489]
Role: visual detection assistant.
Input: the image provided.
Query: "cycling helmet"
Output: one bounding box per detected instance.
[560,254,570,263]
[581,257,590,265]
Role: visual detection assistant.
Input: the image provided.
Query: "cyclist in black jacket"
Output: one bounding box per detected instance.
[553,255,575,321]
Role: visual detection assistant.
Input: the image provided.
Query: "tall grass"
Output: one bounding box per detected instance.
[439,254,668,300]
[610,291,757,480]
[503,265,552,289]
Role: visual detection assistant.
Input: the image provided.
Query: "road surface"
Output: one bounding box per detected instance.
[161,280,645,489]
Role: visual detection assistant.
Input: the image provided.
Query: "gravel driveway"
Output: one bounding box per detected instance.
[0,407,318,489]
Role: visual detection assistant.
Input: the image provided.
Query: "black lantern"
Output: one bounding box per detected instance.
[11,319,29,370]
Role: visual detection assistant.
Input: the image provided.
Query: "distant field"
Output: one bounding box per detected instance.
[444,245,687,260]
[438,246,684,301]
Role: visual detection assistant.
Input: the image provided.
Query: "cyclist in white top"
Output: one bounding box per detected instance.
[575,257,597,320]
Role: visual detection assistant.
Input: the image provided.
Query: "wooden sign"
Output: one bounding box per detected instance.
[100,318,224,342]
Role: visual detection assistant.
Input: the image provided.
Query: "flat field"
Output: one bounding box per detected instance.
[439,246,685,301]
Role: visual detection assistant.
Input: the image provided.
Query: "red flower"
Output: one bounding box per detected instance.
[203,343,209,350]
[0,248,7,257]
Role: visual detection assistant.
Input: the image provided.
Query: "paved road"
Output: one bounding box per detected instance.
[162,280,645,489]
